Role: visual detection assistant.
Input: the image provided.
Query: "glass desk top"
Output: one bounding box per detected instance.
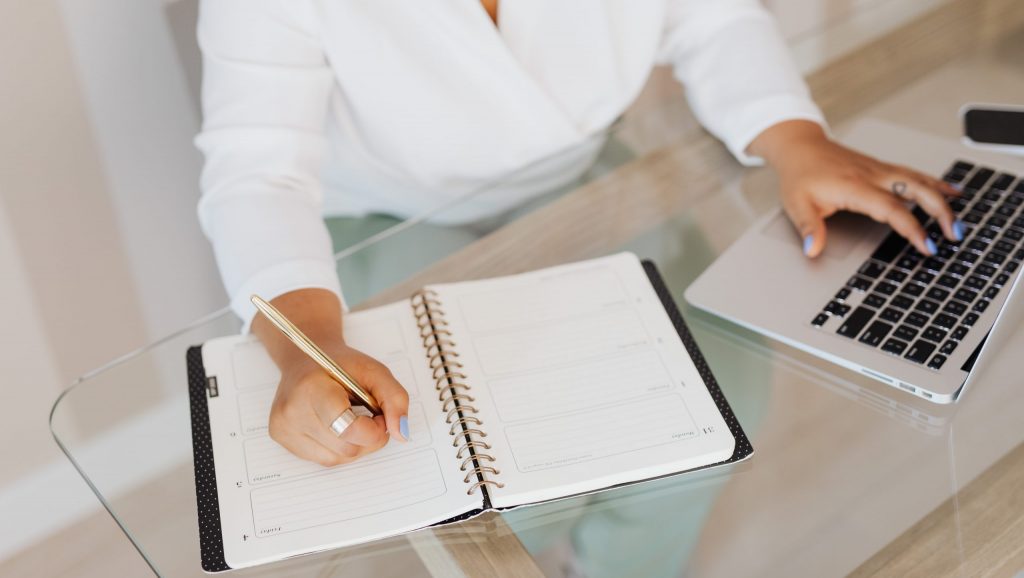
[51,11,1024,578]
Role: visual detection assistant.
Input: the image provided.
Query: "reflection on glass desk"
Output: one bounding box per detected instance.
[51,6,1024,578]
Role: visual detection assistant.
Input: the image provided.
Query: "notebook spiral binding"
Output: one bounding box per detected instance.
[411,289,504,497]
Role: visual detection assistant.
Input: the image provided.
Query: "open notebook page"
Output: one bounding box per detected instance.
[429,252,735,509]
[201,301,479,569]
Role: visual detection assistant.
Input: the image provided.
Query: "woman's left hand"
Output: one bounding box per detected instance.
[749,120,964,258]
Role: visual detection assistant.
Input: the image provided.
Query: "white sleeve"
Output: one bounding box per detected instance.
[195,0,343,330]
[659,0,827,166]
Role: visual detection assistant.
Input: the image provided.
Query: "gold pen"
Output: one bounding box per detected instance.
[250,295,382,416]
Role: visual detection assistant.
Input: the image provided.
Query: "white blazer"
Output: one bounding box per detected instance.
[195,0,824,324]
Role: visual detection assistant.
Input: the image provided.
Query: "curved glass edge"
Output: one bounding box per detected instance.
[48,404,162,575]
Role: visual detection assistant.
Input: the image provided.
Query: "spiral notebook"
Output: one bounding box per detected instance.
[186,252,752,571]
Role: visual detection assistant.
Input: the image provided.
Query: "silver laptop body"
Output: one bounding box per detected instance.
[686,120,1024,403]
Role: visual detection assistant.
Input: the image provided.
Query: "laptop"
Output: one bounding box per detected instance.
[685,119,1024,404]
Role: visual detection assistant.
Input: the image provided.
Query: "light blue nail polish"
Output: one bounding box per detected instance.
[925,237,938,255]
[953,219,965,242]
[399,415,409,440]
[803,234,814,256]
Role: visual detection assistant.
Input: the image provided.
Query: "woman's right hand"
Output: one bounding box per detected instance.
[252,289,410,467]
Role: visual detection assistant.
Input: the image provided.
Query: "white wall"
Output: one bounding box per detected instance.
[0,0,954,565]
[57,0,222,341]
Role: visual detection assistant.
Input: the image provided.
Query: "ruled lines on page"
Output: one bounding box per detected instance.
[250,449,448,537]
[503,394,697,472]
[487,349,673,423]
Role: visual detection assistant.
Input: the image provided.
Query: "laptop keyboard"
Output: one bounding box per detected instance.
[811,160,1024,371]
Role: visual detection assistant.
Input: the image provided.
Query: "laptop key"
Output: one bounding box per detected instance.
[973,299,991,313]
[874,281,898,296]
[967,239,989,252]
[940,340,958,355]
[858,321,893,347]
[863,293,887,309]
[942,301,967,316]
[963,212,984,225]
[993,173,1015,189]
[997,204,1016,217]
[879,307,903,323]
[937,244,958,260]
[896,255,921,270]
[953,160,975,173]
[835,287,852,301]
[974,201,994,215]
[882,338,908,356]
[947,262,969,277]
[994,239,1016,253]
[885,269,908,283]
[912,271,935,285]
[962,313,979,327]
[890,295,914,310]
[906,312,930,328]
[966,168,994,190]
[859,260,886,278]
[921,257,945,272]
[894,325,919,341]
[1004,228,1023,241]
[914,299,940,314]
[959,251,980,264]
[901,283,924,297]
[928,354,948,370]
[837,307,876,338]
[951,325,969,340]
[984,286,1000,300]
[1006,260,1020,273]
[953,288,979,303]
[905,340,937,364]
[963,276,986,290]
[848,276,873,292]
[977,227,999,240]
[871,232,908,263]
[933,313,957,329]
[824,301,850,317]
[975,264,998,278]
[994,273,1010,287]
[987,216,1007,229]
[811,313,829,327]
[936,274,959,289]
[923,326,948,342]
[925,287,950,301]
[983,252,1006,265]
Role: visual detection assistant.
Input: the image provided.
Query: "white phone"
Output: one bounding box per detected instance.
[960,103,1024,156]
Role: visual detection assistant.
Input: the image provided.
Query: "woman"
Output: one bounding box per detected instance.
[196,0,962,467]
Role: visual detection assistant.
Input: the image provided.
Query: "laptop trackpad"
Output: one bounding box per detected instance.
[760,211,879,260]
